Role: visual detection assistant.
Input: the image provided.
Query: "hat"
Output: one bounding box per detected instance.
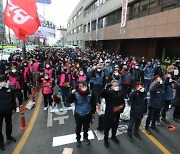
[0,75,8,82]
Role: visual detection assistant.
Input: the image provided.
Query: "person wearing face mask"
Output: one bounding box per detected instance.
[44,62,55,80]
[58,67,72,107]
[9,67,23,112]
[67,80,96,148]
[145,76,164,135]
[41,73,53,111]
[100,80,125,148]
[127,83,147,142]
[154,62,163,78]
[103,61,112,80]
[143,61,154,92]
[160,74,174,123]
[130,64,141,89]
[0,75,16,151]
[78,70,86,82]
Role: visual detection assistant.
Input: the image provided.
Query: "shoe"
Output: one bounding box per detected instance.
[111,136,120,144]
[151,126,159,132]
[44,107,48,111]
[104,140,109,148]
[134,133,141,140]
[0,144,5,151]
[145,128,151,135]
[7,136,16,143]
[127,135,134,142]
[84,138,90,145]
[156,121,161,126]
[173,118,180,123]
[16,107,19,113]
[161,117,169,123]
[49,106,53,112]
[76,141,81,148]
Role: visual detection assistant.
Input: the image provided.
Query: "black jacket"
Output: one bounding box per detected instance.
[0,88,16,113]
[129,90,147,116]
[173,80,180,106]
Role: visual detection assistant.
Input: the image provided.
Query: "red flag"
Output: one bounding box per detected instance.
[4,0,40,40]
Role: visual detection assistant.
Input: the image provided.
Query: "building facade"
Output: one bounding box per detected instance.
[67,0,180,60]
[57,27,67,46]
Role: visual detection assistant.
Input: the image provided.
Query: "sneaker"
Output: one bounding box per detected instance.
[104,140,109,148]
[134,133,141,140]
[0,144,5,151]
[44,107,48,111]
[49,106,53,112]
[127,135,134,142]
[161,117,169,123]
[7,136,16,143]
[151,126,159,132]
[111,137,120,144]
[145,128,151,135]
[16,107,19,113]
[173,118,180,123]
[84,138,90,145]
[76,141,81,148]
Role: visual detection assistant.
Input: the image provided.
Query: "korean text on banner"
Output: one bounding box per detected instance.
[121,0,128,28]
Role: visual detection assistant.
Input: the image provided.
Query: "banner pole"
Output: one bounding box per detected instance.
[22,40,26,60]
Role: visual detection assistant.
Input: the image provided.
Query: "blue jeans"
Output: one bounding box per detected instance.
[144,79,152,92]
[145,106,161,129]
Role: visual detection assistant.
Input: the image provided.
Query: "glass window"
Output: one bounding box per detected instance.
[149,0,162,15]
[129,2,139,20]
[139,0,149,17]
[98,18,103,29]
[106,14,114,26]
[113,10,121,24]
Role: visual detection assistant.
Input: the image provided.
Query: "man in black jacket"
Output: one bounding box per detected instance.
[0,75,16,151]
[100,80,125,148]
[145,76,164,135]
[127,83,147,142]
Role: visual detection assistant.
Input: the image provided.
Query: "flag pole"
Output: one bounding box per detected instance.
[22,40,26,60]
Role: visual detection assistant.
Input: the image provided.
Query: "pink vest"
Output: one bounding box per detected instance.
[44,69,53,79]
[24,67,30,82]
[9,75,21,89]
[42,78,53,94]
[78,75,86,81]
[59,73,71,86]
[33,61,40,73]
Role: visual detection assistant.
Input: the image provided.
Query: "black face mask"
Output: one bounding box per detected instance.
[64,69,67,72]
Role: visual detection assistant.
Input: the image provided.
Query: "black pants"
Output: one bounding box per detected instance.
[104,115,119,141]
[12,89,23,107]
[173,106,180,119]
[60,87,70,103]
[43,94,52,107]
[122,84,130,97]
[145,106,161,129]
[0,111,12,145]
[23,82,30,99]
[128,115,142,137]
[161,100,171,118]
[74,113,91,141]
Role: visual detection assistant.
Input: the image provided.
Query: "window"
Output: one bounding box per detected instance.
[106,14,114,26]
[77,7,83,17]
[98,18,103,29]
[113,10,121,24]
[162,0,177,11]
[149,0,162,15]
[139,0,149,17]
[129,2,140,20]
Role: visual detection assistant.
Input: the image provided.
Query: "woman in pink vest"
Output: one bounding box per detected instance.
[41,73,53,111]
[44,62,55,81]
[59,67,72,107]
[9,67,23,112]
[78,69,87,82]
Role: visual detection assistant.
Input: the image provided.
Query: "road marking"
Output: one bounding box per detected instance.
[47,110,53,127]
[53,130,94,147]
[13,93,43,154]
[140,127,171,154]
[54,116,69,125]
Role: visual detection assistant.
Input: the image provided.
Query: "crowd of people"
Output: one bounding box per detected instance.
[0,48,180,151]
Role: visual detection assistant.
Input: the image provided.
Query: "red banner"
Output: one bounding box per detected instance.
[4,0,40,40]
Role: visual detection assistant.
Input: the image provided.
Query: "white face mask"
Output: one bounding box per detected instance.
[97,69,101,72]
[45,76,49,80]
[79,71,84,76]
[46,65,50,68]
[169,79,172,82]
[12,69,17,73]
[140,88,145,93]
[135,66,139,69]
[114,72,119,76]
[159,80,163,84]
[81,87,87,91]
[0,82,6,88]
[113,86,119,91]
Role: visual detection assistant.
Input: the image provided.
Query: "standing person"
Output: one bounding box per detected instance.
[59,67,72,107]
[44,62,55,81]
[173,77,180,123]
[41,73,53,111]
[0,75,16,151]
[145,76,164,135]
[144,61,154,92]
[100,80,125,148]
[127,83,147,142]
[67,81,96,148]
[161,74,174,123]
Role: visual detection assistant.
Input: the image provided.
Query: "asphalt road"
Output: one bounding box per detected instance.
[2,91,180,154]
